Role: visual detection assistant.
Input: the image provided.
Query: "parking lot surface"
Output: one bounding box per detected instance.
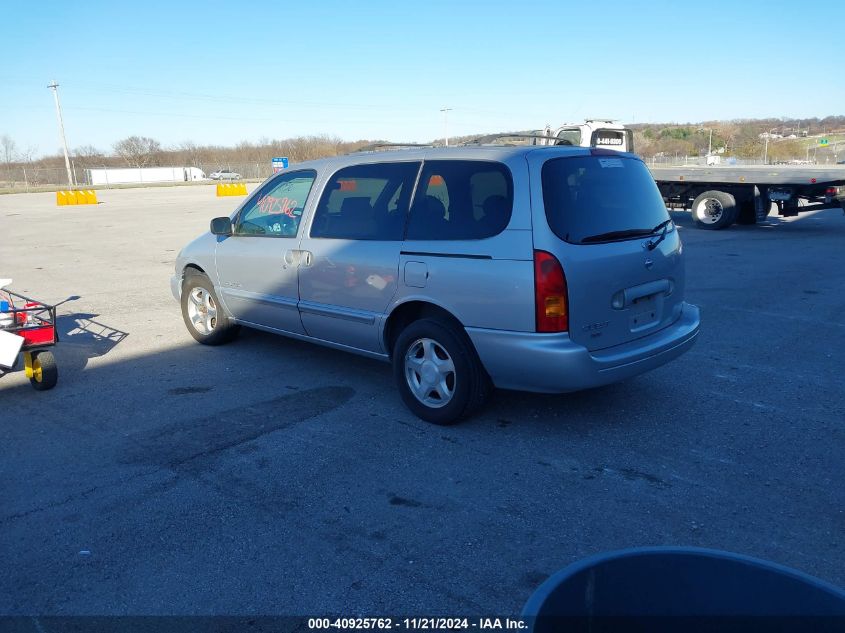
[1,185,843,614]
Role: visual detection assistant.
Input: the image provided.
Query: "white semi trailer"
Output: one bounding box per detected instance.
[87,167,206,186]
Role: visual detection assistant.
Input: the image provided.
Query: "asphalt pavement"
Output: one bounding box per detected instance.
[0,185,843,615]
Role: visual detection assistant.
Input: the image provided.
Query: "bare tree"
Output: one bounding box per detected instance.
[19,145,38,163]
[1,134,18,165]
[178,140,203,167]
[73,145,104,164]
[113,136,161,168]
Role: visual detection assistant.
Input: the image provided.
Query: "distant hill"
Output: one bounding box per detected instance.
[626,116,845,160]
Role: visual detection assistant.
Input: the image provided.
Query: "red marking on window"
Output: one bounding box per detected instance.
[256,195,298,217]
[429,175,445,186]
[339,180,357,192]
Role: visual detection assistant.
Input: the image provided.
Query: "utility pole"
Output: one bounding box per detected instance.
[440,107,452,147]
[48,80,74,186]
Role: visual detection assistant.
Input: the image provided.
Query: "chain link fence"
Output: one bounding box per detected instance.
[646,156,767,167]
[0,162,279,193]
[646,141,844,167]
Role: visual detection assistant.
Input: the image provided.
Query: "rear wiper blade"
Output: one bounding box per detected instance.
[646,219,673,250]
[650,219,673,234]
[579,228,653,244]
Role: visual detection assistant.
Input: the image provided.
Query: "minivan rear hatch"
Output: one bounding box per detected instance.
[532,152,685,352]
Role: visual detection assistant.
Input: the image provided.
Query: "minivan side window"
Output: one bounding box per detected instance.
[234,170,317,237]
[405,160,513,241]
[310,162,421,240]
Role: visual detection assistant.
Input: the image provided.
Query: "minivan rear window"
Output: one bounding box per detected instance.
[541,156,670,245]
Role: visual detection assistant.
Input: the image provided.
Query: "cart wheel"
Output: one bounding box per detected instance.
[29,350,58,391]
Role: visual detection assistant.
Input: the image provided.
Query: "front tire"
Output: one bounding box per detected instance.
[392,318,491,425]
[691,190,738,230]
[181,272,240,345]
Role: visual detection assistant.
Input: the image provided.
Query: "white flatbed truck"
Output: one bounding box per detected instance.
[649,165,845,229]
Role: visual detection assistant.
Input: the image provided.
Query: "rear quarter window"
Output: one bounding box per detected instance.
[405,160,513,240]
[541,156,669,244]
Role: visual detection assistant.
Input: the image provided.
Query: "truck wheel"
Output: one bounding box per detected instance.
[691,191,738,230]
[181,272,240,345]
[393,318,491,425]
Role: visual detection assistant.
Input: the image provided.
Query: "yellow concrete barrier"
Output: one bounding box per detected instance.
[216,183,247,197]
[56,190,98,206]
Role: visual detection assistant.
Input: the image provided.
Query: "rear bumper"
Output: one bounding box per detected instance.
[466,302,700,393]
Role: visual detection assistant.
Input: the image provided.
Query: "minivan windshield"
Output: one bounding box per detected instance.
[541,155,670,245]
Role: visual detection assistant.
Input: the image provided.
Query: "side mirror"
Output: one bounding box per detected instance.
[210,217,233,236]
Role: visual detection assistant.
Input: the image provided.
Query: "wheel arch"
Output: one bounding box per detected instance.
[383,300,465,359]
[183,263,207,278]
[179,263,209,290]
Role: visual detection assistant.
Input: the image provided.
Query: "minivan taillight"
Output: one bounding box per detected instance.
[534,250,569,332]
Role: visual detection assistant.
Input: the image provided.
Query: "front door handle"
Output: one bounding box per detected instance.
[283,249,300,267]
[283,249,314,268]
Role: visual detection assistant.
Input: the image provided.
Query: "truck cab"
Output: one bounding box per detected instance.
[536,119,634,153]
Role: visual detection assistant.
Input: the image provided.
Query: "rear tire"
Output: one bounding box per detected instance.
[181,272,240,345]
[393,318,491,425]
[691,190,737,230]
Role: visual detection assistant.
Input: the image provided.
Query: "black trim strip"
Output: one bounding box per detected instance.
[400,251,493,260]
[298,301,376,325]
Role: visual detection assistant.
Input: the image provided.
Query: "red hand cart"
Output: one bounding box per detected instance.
[0,288,59,391]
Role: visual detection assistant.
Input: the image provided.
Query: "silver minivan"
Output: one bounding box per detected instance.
[171,146,700,424]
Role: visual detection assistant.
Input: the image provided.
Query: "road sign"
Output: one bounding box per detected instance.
[272,157,289,173]
[819,138,829,147]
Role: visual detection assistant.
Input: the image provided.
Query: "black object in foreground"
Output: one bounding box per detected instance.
[522,546,845,633]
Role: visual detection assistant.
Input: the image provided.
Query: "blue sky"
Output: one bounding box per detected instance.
[1,0,842,157]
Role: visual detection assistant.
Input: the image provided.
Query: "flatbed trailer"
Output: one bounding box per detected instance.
[649,165,845,229]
